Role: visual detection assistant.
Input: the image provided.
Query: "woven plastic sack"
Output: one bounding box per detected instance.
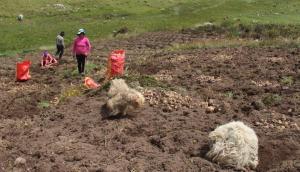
[106,50,125,79]
[84,77,100,89]
[16,60,31,81]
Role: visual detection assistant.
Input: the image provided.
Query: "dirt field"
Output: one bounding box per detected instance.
[0,31,299,172]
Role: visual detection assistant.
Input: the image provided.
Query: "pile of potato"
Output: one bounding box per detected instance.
[143,89,201,111]
[255,114,299,131]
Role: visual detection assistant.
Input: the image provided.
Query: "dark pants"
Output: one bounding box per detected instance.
[76,54,86,74]
[55,45,64,59]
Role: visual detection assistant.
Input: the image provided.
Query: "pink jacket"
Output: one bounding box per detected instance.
[72,36,91,55]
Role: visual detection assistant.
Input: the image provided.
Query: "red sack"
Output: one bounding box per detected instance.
[84,77,100,89]
[16,60,31,81]
[106,50,125,79]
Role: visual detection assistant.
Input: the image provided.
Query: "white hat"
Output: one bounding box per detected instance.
[77,28,85,35]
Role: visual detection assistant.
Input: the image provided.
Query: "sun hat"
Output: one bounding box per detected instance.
[77,28,86,35]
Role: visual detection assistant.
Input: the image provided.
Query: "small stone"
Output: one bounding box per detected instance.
[291,123,300,130]
[255,122,262,126]
[282,116,287,121]
[205,106,215,113]
[208,99,214,106]
[14,157,26,167]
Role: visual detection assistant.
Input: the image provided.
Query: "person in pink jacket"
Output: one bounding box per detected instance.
[72,29,91,75]
[41,51,58,68]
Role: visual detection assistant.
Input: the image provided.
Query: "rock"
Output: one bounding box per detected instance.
[14,157,26,167]
[205,106,215,113]
[208,99,214,106]
[255,122,262,126]
[219,102,231,113]
[291,123,300,130]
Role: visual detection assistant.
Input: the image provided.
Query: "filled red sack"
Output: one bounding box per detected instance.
[106,50,125,79]
[84,77,100,89]
[16,60,31,81]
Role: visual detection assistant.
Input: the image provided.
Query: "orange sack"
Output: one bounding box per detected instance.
[16,60,31,81]
[106,50,125,79]
[84,77,100,89]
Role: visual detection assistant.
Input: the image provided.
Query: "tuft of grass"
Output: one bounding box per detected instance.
[62,67,77,78]
[85,62,100,74]
[280,76,294,86]
[59,85,84,103]
[262,94,282,106]
[224,91,234,99]
[37,101,50,109]
[62,62,100,79]
[123,74,167,88]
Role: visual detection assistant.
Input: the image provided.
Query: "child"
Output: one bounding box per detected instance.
[55,31,65,60]
[41,51,58,68]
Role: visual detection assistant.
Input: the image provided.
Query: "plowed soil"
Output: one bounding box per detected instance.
[0,31,299,172]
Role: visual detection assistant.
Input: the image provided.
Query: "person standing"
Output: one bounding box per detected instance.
[55,31,65,60]
[72,29,91,75]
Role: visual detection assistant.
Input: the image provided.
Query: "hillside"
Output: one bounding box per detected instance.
[1,0,300,55]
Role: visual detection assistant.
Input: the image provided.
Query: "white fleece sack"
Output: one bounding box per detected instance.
[206,121,258,169]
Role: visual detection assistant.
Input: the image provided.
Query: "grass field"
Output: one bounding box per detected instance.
[1,0,300,55]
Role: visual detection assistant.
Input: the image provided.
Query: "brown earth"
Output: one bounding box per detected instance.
[0,31,299,172]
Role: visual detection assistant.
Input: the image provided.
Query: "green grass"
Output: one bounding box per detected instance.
[1,0,300,55]
[123,74,167,88]
[280,76,294,86]
[58,85,85,103]
[224,91,234,99]
[61,61,100,78]
[37,100,50,109]
[263,93,282,106]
